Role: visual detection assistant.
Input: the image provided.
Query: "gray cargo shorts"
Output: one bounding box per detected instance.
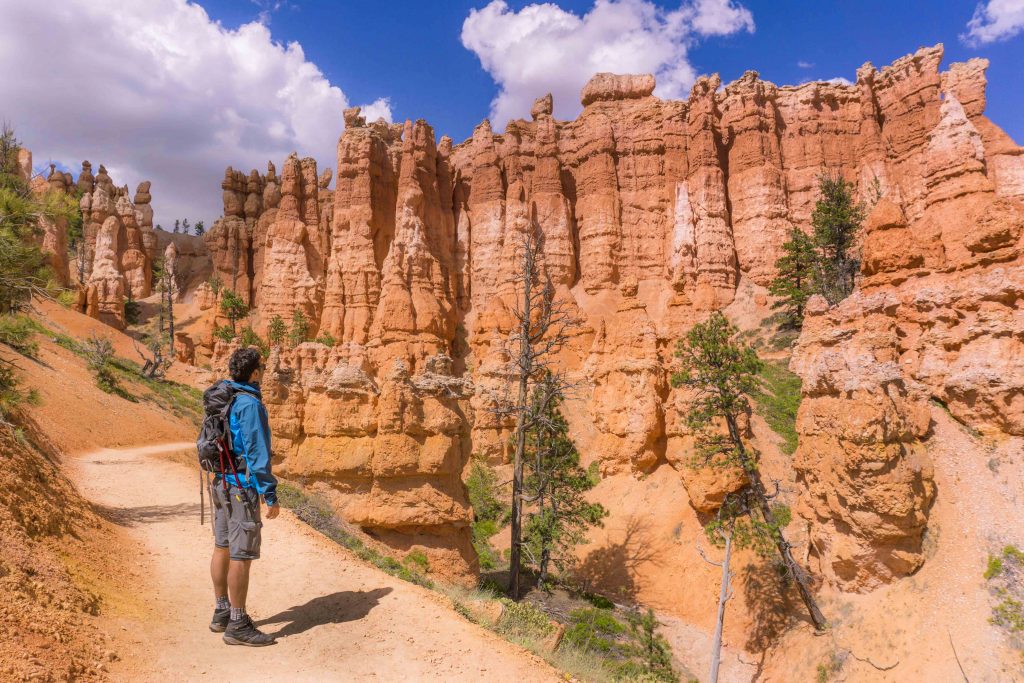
[212,482,263,560]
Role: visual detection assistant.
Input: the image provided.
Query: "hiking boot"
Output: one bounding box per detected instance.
[209,608,231,633]
[222,615,276,647]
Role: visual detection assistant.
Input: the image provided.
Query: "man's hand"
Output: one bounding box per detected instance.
[265,503,280,520]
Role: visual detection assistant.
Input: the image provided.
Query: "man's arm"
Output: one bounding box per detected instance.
[234,398,279,507]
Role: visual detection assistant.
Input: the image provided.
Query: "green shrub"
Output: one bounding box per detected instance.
[466,458,509,570]
[124,296,142,325]
[497,599,553,639]
[56,289,77,308]
[753,360,802,455]
[83,335,121,394]
[212,325,235,343]
[239,327,268,356]
[404,550,430,573]
[0,314,40,357]
[986,555,1005,580]
[985,543,1024,659]
[584,592,616,610]
[315,332,336,347]
[0,363,39,418]
[563,608,625,654]
[992,592,1024,632]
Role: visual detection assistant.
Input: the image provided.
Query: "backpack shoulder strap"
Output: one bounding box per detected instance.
[222,389,260,479]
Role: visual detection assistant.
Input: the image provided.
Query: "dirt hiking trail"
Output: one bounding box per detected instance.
[69,441,558,682]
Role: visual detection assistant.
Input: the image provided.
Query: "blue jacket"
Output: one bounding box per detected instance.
[220,380,278,506]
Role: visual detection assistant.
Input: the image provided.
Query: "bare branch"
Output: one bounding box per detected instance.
[695,538,724,567]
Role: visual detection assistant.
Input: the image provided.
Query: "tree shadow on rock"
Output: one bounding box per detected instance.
[571,514,667,603]
[256,587,393,638]
[740,560,803,654]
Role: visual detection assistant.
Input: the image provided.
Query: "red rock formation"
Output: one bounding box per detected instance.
[194,46,1022,585]
[791,53,1024,590]
[76,162,156,328]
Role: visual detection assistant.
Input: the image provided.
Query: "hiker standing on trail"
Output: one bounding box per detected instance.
[198,347,279,646]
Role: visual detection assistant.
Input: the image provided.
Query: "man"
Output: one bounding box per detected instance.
[209,347,279,646]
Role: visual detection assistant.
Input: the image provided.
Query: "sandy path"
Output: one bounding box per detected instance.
[69,442,558,682]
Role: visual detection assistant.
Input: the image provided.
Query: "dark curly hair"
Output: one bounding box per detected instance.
[228,347,262,383]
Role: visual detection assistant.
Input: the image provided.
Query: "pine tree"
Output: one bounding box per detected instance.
[288,309,309,348]
[672,312,826,631]
[521,373,607,588]
[194,220,205,236]
[219,289,248,334]
[267,314,287,348]
[768,227,818,327]
[0,123,70,311]
[496,227,579,600]
[173,219,180,233]
[811,173,864,304]
[182,218,191,234]
[619,609,676,682]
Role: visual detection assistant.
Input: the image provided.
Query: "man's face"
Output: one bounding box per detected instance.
[250,365,263,384]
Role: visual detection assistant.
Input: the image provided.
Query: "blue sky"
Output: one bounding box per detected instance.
[199,0,1024,144]
[2,0,1020,225]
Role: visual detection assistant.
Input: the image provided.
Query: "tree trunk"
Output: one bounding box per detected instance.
[165,270,176,359]
[510,387,527,599]
[158,282,165,334]
[709,533,732,683]
[509,249,533,600]
[725,415,827,630]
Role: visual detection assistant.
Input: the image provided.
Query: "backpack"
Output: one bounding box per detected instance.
[196,380,256,476]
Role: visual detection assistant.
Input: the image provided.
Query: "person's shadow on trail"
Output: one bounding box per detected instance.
[256,587,392,639]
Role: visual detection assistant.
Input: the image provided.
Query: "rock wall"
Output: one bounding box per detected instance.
[25,158,74,287]
[195,46,1023,583]
[75,162,157,328]
[791,82,1024,590]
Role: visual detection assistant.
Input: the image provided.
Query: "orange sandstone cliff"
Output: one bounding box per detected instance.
[173,45,1023,605]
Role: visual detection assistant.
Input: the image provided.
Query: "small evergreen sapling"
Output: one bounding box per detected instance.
[811,173,864,304]
[768,227,818,328]
[288,308,309,348]
[219,289,248,334]
[266,314,287,348]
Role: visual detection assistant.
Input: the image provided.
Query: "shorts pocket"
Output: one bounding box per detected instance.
[230,519,262,559]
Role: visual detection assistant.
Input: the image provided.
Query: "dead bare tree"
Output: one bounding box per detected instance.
[133,338,168,379]
[154,257,178,359]
[696,518,736,683]
[489,226,580,600]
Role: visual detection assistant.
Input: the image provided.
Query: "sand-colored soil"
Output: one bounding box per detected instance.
[68,441,559,682]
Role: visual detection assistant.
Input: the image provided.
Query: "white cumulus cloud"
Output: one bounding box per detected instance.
[0,0,391,226]
[962,0,1024,45]
[461,0,754,128]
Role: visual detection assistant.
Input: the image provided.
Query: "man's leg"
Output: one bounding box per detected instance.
[211,546,229,599]
[222,488,273,646]
[209,485,233,633]
[227,559,251,613]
